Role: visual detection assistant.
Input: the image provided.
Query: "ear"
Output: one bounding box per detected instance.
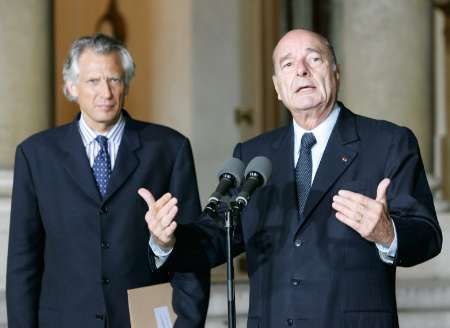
[66,80,79,98]
[334,64,341,90]
[334,64,340,81]
[272,75,282,101]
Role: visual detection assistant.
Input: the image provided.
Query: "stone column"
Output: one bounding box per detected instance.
[0,1,52,169]
[434,2,450,200]
[0,2,51,320]
[329,0,433,170]
[326,4,450,327]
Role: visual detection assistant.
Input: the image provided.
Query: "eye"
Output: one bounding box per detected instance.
[87,78,100,85]
[282,61,293,69]
[310,56,322,64]
[109,77,123,85]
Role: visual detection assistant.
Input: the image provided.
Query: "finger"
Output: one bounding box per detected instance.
[159,204,178,228]
[153,193,175,212]
[138,188,155,209]
[161,221,178,242]
[155,198,178,222]
[333,195,366,214]
[144,211,153,225]
[376,178,391,204]
[335,211,360,231]
[332,200,362,224]
[145,199,170,228]
[337,189,370,207]
[147,200,175,232]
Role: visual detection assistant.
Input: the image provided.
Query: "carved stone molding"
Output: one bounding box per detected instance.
[397,279,450,310]
[206,279,450,327]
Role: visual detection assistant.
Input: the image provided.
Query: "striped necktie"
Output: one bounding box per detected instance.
[295,132,316,217]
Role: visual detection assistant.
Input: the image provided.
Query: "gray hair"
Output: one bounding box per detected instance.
[62,33,135,101]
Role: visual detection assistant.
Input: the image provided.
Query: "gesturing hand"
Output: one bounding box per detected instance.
[138,188,178,250]
[332,178,395,247]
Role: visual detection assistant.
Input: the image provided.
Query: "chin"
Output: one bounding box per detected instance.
[98,108,121,118]
[293,96,322,109]
[294,102,322,112]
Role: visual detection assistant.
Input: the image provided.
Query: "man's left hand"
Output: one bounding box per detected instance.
[331,178,394,247]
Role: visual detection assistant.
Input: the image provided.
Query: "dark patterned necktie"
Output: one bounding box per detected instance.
[295,132,317,217]
[92,135,111,197]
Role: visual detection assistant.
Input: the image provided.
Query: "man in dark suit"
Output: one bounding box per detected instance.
[6,34,209,328]
[140,29,442,327]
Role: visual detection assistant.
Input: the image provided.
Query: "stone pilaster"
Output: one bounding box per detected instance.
[0,2,52,326]
[330,0,433,170]
[0,1,52,169]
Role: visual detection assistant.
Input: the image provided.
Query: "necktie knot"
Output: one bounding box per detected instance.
[95,135,109,150]
[301,132,316,150]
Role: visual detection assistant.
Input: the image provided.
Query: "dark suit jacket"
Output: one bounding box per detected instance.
[170,104,442,328]
[6,112,210,328]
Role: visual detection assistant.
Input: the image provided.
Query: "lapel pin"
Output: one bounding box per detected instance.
[341,156,348,163]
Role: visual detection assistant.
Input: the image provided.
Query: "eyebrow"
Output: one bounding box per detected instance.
[305,47,322,56]
[278,53,293,65]
[278,47,323,65]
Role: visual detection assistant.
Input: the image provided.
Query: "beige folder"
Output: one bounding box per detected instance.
[128,283,177,328]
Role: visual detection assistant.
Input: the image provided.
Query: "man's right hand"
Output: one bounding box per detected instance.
[138,188,178,250]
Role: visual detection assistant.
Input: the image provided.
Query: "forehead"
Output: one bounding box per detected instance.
[78,49,124,73]
[273,31,330,61]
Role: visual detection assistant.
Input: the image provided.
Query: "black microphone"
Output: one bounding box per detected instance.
[204,158,245,217]
[234,156,272,208]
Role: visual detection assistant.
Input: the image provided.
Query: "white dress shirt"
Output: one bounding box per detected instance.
[78,112,125,168]
[293,104,340,181]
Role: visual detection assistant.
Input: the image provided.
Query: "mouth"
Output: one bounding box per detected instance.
[295,85,316,93]
[96,104,115,109]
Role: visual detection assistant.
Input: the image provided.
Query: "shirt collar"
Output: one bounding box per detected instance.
[78,112,126,147]
[293,103,341,154]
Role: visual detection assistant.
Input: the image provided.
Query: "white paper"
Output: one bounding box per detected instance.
[154,306,173,328]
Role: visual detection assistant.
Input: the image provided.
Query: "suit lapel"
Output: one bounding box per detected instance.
[103,117,140,202]
[61,113,142,204]
[302,106,360,221]
[62,120,102,203]
[270,125,298,224]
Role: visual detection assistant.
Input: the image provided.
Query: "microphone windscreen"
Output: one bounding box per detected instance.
[244,156,272,186]
[217,158,245,187]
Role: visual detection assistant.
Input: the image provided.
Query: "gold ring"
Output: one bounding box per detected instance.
[357,212,363,223]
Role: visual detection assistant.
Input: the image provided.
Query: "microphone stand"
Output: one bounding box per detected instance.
[224,205,236,328]
[224,200,246,328]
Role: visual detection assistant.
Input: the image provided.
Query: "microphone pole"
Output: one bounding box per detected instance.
[225,206,236,328]
[203,157,244,328]
[224,156,272,328]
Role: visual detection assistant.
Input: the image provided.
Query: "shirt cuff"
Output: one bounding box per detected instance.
[375,220,398,264]
[149,236,173,268]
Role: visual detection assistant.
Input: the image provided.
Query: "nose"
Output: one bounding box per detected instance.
[296,60,310,77]
[99,79,113,98]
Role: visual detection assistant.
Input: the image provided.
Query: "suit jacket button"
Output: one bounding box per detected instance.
[291,278,300,286]
[294,239,302,247]
[102,277,110,285]
[95,313,104,320]
[286,318,294,326]
[99,207,108,215]
[101,241,110,249]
